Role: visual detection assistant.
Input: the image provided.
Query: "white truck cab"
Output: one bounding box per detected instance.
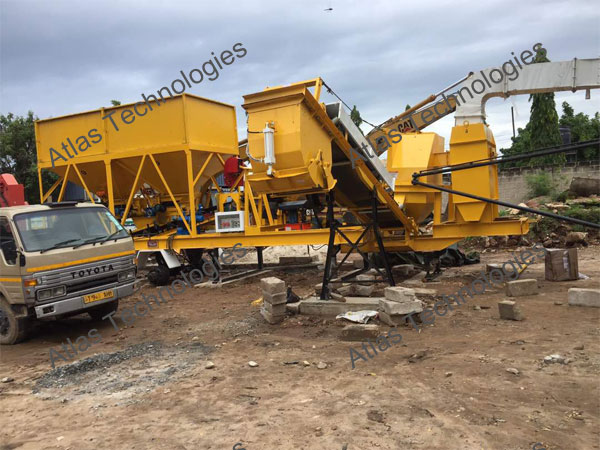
[0,202,138,344]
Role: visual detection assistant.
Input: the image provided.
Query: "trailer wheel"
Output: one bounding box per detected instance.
[0,297,30,345]
[88,300,119,321]
[147,265,171,286]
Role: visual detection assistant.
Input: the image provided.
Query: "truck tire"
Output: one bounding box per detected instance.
[147,265,171,286]
[88,300,119,321]
[0,298,30,345]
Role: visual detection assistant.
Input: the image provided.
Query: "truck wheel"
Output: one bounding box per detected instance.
[88,300,119,321]
[147,265,171,286]
[0,298,30,345]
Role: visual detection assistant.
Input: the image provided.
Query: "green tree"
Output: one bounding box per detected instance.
[350,105,362,128]
[527,48,564,166]
[0,112,57,204]
[559,101,599,161]
[500,125,532,168]
[500,47,566,167]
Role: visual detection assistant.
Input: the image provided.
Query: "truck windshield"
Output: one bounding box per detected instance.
[13,207,130,252]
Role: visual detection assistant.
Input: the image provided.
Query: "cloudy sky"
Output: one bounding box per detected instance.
[1,0,599,150]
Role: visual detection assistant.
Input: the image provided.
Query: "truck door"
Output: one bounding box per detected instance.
[0,216,24,303]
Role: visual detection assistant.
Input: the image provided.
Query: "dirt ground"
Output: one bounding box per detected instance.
[1,246,599,450]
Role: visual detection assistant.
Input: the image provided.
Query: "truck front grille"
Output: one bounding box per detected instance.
[66,274,119,295]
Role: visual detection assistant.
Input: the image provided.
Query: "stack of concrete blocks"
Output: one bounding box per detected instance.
[260,277,287,324]
[378,286,424,326]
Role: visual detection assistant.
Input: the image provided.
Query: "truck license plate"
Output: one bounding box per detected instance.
[83,289,114,304]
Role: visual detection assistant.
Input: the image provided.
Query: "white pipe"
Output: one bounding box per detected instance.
[453,58,600,124]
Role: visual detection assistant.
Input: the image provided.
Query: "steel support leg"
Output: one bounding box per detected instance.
[256,246,264,270]
[372,190,395,286]
[320,192,336,300]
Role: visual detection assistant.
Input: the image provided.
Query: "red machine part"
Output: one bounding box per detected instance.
[0,173,27,207]
[224,156,243,188]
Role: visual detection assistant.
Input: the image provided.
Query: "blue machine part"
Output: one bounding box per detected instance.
[176,207,205,235]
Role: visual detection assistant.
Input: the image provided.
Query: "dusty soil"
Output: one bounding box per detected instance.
[1,246,599,450]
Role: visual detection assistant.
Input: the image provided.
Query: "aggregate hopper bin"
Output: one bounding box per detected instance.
[35,94,238,227]
[386,132,445,224]
[242,84,336,195]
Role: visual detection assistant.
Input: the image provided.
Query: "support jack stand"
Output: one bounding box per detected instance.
[319,190,395,300]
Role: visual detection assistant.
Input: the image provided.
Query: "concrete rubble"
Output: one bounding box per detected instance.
[375,286,424,326]
[299,297,380,316]
[384,286,417,303]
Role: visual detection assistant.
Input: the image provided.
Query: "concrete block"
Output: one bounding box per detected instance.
[498,300,524,321]
[340,324,380,341]
[286,302,300,314]
[378,311,422,327]
[486,263,503,273]
[356,274,375,282]
[384,286,416,302]
[353,259,365,269]
[506,279,538,297]
[568,288,600,308]
[314,282,342,295]
[260,277,286,295]
[337,285,355,296]
[379,298,423,315]
[354,285,374,297]
[260,306,285,324]
[392,264,414,276]
[378,311,404,327]
[263,291,287,305]
[279,256,315,265]
[262,300,287,315]
[330,292,345,301]
[278,256,297,265]
[299,297,381,316]
[412,288,437,296]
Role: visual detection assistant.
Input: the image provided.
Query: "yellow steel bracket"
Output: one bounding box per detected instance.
[264,77,324,102]
[121,155,146,225]
[57,164,71,202]
[148,154,191,235]
[41,175,63,203]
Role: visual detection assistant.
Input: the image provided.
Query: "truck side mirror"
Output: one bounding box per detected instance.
[19,252,26,267]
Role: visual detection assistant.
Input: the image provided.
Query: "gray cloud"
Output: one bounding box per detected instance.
[1,0,599,151]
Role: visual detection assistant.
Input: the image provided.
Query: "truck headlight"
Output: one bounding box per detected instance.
[118,269,136,282]
[37,285,67,301]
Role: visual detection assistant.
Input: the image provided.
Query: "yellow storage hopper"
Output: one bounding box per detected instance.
[35,94,238,228]
[242,83,336,195]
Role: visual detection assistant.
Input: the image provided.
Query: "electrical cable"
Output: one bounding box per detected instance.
[321,80,379,129]
[413,139,600,229]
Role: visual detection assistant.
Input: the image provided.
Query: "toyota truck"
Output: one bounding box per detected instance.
[0,201,138,344]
